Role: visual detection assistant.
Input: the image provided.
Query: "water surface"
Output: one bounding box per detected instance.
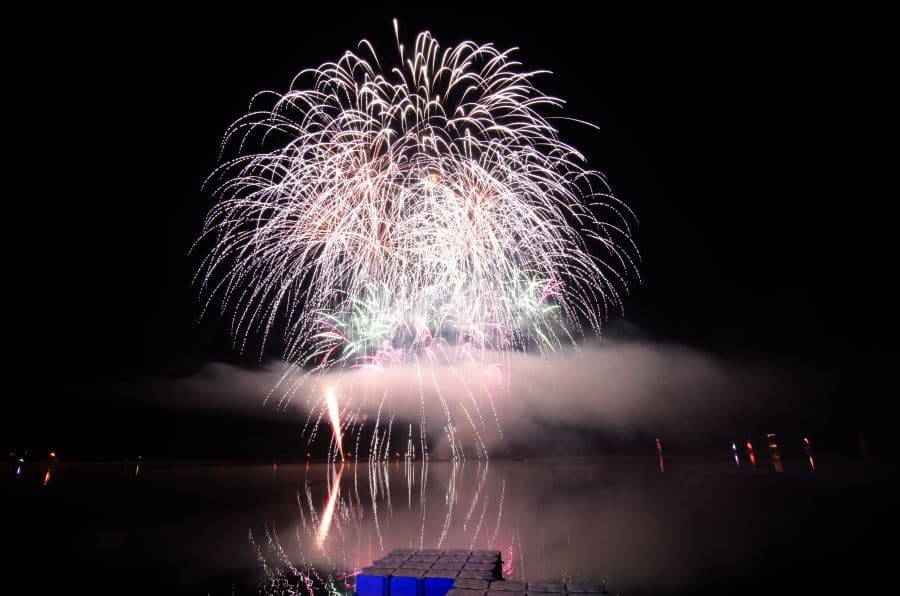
[8,455,896,594]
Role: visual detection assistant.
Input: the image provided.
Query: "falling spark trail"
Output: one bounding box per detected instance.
[326,388,344,462]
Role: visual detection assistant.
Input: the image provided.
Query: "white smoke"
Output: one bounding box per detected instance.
[135,341,795,456]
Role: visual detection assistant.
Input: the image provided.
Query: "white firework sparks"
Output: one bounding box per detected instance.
[195,23,638,458]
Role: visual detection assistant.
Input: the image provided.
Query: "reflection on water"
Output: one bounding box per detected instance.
[9,455,896,595]
[655,438,664,474]
[315,464,344,548]
[766,433,783,473]
[746,440,757,468]
[802,435,815,471]
[251,454,832,595]
[246,454,894,595]
[256,460,515,594]
[250,460,510,594]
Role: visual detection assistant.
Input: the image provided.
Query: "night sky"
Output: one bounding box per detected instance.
[8,4,897,459]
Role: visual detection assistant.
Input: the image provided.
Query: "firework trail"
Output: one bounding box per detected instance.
[196,22,638,458]
[325,387,345,462]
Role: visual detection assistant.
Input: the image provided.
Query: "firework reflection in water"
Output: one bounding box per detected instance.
[251,461,515,595]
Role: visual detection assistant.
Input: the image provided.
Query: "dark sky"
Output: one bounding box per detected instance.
[7,4,897,458]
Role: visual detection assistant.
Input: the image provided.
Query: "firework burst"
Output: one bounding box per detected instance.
[196,22,638,458]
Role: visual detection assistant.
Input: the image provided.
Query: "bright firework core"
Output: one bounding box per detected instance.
[196,23,638,458]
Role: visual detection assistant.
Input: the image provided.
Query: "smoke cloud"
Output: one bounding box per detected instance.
[133,341,812,456]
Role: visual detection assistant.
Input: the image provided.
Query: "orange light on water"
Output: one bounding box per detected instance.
[316,464,344,548]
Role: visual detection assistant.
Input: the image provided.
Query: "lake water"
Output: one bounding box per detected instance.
[7,455,896,594]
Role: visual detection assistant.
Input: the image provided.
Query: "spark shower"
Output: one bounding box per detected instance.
[196,22,638,460]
